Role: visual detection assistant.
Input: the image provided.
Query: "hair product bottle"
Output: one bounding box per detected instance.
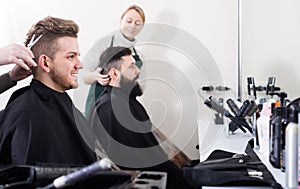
[298,111,300,189]
[270,106,283,168]
[256,102,271,155]
[285,105,298,188]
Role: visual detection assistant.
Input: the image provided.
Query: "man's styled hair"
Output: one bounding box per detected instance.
[99,46,132,75]
[24,16,79,61]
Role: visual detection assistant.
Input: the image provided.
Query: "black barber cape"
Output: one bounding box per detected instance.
[88,85,196,189]
[0,79,96,167]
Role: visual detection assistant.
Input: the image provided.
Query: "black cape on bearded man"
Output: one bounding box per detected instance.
[88,84,196,189]
[0,79,96,167]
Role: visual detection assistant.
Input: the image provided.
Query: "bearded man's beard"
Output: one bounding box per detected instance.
[120,76,143,98]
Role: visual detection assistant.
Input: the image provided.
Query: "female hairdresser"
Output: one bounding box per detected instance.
[82,5,145,117]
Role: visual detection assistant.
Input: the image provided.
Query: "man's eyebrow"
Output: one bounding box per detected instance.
[67,51,80,56]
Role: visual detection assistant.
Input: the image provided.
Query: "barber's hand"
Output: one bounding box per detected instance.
[95,67,110,86]
[0,43,37,70]
[9,64,32,82]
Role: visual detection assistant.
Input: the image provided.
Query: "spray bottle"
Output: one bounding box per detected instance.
[285,104,298,188]
[256,102,271,154]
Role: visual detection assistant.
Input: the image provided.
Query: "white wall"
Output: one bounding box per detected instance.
[241,0,300,101]
[0,0,238,159]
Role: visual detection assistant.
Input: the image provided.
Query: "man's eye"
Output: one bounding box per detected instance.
[68,55,74,60]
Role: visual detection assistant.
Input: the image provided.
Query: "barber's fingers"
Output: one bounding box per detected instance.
[98,73,110,79]
[14,59,32,71]
[97,76,110,86]
[15,50,37,70]
[9,64,33,82]
[95,67,110,84]
[95,67,106,75]
[1,43,36,69]
[96,67,110,77]
[10,44,37,70]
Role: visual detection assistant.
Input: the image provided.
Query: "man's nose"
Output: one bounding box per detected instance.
[75,61,83,69]
[135,67,140,75]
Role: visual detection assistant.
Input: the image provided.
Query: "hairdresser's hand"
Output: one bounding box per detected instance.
[9,64,32,82]
[0,43,37,70]
[95,67,110,86]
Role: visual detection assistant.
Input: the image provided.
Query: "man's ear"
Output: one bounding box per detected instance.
[38,55,51,73]
[109,68,121,81]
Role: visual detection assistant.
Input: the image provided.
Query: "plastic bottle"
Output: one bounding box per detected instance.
[269,101,281,168]
[298,112,300,189]
[280,106,288,172]
[269,107,283,168]
[285,105,298,188]
[256,102,271,155]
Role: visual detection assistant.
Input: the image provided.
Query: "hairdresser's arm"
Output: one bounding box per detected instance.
[82,36,112,85]
[0,64,33,94]
[83,67,110,86]
[0,72,16,94]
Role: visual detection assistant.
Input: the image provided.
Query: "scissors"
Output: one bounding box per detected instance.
[27,34,43,50]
